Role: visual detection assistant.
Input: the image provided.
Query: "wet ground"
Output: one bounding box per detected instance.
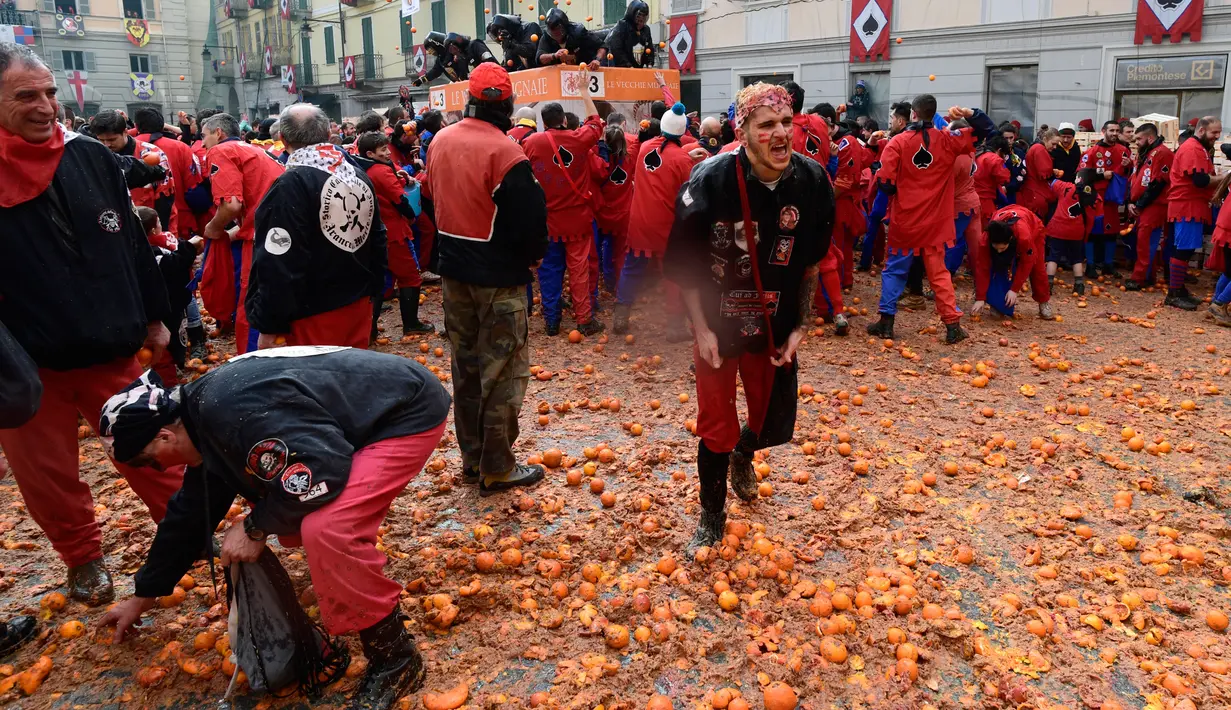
[1,269,1229,710]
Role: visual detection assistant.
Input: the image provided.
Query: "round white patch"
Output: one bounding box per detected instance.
[319,173,374,253]
[265,227,292,256]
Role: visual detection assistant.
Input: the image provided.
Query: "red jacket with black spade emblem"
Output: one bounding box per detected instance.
[971,206,1045,301]
[523,115,604,240]
[627,136,696,256]
[595,133,639,236]
[1045,180,1101,242]
[876,111,993,254]
[791,113,831,169]
[1168,137,1215,224]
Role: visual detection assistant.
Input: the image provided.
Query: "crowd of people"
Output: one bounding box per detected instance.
[2,24,1231,708]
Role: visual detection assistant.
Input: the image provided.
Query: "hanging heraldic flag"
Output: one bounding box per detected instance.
[402,0,420,15]
[850,0,891,63]
[667,14,696,75]
[1136,0,1203,45]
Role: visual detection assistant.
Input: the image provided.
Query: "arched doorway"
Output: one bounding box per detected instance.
[227,85,240,115]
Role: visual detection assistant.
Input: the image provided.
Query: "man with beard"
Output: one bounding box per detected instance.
[414,32,497,85]
[522,73,606,336]
[0,43,182,604]
[1050,122,1081,183]
[1079,121,1132,277]
[198,113,285,353]
[135,107,202,240]
[1126,122,1174,291]
[488,14,542,71]
[865,95,995,344]
[537,9,608,68]
[245,105,386,350]
[607,0,655,68]
[663,82,834,550]
[426,63,550,493]
[971,206,1052,319]
[97,348,451,709]
[92,110,178,234]
[1165,116,1222,310]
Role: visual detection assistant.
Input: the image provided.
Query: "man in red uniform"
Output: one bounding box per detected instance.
[1125,122,1174,291]
[946,119,981,275]
[1166,117,1222,310]
[357,132,434,338]
[866,95,995,344]
[0,43,183,604]
[247,105,387,350]
[595,114,639,295]
[973,136,1012,229]
[971,206,1052,319]
[783,82,830,169]
[522,74,605,335]
[135,107,202,240]
[1209,159,1231,325]
[507,107,537,144]
[831,120,865,290]
[92,110,178,235]
[1017,128,1060,219]
[199,113,285,353]
[1079,121,1132,277]
[1044,170,1102,296]
[613,102,699,336]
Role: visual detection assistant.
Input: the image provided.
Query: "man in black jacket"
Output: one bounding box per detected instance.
[607,0,654,68]
[425,63,548,494]
[247,104,387,350]
[663,82,834,551]
[0,43,182,605]
[414,32,497,85]
[488,14,541,71]
[97,347,451,709]
[537,9,608,68]
[1050,122,1081,183]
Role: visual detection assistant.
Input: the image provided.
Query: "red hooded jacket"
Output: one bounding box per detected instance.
[973,206,1045,299]
[523,115,604,240]
[626,136,695,256]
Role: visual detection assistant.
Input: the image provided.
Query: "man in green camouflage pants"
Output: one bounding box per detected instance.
[423,62,548,494]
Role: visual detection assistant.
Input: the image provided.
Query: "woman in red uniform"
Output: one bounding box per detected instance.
[594,116,639,296]
[971,206,1052,320]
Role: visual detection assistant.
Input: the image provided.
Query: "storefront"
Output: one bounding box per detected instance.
[1114,54,1226,125]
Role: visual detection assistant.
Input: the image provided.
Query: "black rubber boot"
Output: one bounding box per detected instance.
[350,609,426,710]
[612,304,631,334]
[67,559,114,606]
[728,448,758,502]
[399,287,433,335]
[1165,289,1199,311]
[1124,279,1142,292]
[0,616,37,658]
[866,314,895,339]
[187,324,208,361]
[577,319,605,336]
[1074,280,1085,297]
[369,297,384,344]
[689,439,730,553]
[687,508,727,556]
[945,322,969,344]
[545,320,561,337]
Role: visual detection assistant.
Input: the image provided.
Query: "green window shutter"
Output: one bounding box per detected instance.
[475,0,484,38]
[401,12,413,51]
[604,0,624,25]
[431,1,445,34]
[324,26,335,65]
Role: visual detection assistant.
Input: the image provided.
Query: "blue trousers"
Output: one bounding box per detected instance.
[617,253,653,307]
[859,191,889,270]
[946,212,972,275]
[984,268,1015,317]
[539,242,568,324]
[596,229,618,293]
[877,251,913,316]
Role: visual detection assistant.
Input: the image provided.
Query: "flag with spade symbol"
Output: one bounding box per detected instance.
[668,14,696,75]
[850,0,891,63]
[1135,0,1203,45]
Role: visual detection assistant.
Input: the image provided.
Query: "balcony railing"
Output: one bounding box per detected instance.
[340,53,383,84]
[288,0,310,19]
[295,62,318,86]
[220,0,248,18]
[0,5,38,28]
[267,46,291,74]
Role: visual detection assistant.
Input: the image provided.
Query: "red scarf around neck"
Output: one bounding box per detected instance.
[0,123,66,208]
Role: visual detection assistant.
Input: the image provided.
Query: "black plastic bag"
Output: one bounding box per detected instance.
[740,363,798,451]
[223,548,348,699]
[0,320,42,429]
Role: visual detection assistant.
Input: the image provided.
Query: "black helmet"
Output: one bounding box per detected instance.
[423,31,446,55]
[545,8,569,30]
[444,32,469,51]
[488,14,521,41]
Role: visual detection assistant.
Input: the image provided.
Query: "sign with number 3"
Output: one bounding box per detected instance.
[560,69,605,98]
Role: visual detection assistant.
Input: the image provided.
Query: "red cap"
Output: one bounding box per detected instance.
[1010,120,1021,130]
[1189,117,1199,127]
[469,62,513,101]
[1078,118,1094,131]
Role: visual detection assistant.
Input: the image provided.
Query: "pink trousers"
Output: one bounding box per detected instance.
[279,422,446,634]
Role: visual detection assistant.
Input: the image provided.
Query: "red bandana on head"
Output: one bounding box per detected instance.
[0,123,66,208]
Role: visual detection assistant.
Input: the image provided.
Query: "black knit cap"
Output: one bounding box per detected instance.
[99,369,182,463]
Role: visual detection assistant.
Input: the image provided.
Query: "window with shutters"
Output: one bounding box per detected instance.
[400,13,413,53]
[604,0,624,25]
[130,54,150,73]
[62,50,86,70]
[361,16,373,57]
[46,1,90,14]
[986,65,1039,138]
[474,0,484,38]
[324,26,335,64]
[669,0,700,13]
[121,0,143,19]
[143,0,156,20]
[431,0,445,33]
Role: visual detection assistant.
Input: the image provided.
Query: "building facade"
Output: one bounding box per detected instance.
[210,0,668,122]
[3,0,199,120]
[678,0,1231,134]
